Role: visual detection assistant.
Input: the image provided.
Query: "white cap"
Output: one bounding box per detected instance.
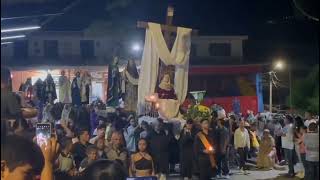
[305,119,317,127]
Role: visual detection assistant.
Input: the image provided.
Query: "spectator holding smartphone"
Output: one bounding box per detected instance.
[1,135,59,180]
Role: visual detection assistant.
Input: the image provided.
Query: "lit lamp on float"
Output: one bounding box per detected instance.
[145,93,158,102]
[155,103,160,110]
[145,93,159,117]
[150,94,158,102]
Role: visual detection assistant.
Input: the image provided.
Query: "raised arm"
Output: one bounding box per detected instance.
[40,137,59,180]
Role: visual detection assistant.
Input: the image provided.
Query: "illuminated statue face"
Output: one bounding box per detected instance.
[162,74,170,83]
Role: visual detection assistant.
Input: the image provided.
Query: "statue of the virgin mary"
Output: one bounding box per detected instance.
[157,73,177,100]
[107,56,121,107]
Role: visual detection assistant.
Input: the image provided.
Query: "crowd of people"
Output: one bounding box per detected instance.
[1,67,319,180]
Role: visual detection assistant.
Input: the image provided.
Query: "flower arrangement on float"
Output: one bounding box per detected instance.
[184,91,211,123]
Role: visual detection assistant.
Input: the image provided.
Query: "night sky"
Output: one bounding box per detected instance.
[2,0,319,67]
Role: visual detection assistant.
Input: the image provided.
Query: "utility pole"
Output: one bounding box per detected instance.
[289,65,292,111]
[269,71,273,113]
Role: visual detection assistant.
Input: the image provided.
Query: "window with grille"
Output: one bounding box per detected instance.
[80,40,95,59]
[44,40,58,58]
[209,43,231,56]
[13,40,28,58]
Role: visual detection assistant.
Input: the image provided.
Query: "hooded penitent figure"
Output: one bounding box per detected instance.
[121,59,139,112]
[59,70,71,104]
[107,57,121,107]
[43,74,57,104]
[71,71,82,106]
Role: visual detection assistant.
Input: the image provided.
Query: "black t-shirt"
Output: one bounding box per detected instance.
[214,127,229,153]
[72,142,92,168]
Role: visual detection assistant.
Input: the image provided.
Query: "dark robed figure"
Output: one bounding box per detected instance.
[107,57,121,107]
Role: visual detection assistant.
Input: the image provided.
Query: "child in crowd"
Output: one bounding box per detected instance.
[56,137,77,176]
[79,145,98,173]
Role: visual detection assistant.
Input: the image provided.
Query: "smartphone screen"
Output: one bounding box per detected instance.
[36,123,51,147]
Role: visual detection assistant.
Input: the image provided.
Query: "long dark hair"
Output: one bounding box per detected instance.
[136,138,151,154]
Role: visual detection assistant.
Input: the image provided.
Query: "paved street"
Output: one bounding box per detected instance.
[167,163,302,180]
[168,169,301,180]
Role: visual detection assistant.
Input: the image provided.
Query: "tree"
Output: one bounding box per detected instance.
[290,65,319,114]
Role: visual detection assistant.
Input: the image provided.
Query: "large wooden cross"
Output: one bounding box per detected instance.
[137,5,198,84]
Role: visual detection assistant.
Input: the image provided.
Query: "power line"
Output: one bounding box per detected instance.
[40,0,84,27]
[1,13,63,21]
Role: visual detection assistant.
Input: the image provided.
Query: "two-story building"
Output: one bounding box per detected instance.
[1,31,264,113]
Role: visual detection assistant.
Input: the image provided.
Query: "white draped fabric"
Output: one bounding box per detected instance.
[59,76,72,104]
[81,76,92,103]
[138,22,192,115]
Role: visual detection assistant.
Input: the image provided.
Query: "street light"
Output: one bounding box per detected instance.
[269,60,292,113]
[132,43,141,52]
[274,61,284,70]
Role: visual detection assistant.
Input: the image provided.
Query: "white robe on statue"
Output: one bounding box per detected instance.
[138,22,192,116]
[59,76,72,104]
